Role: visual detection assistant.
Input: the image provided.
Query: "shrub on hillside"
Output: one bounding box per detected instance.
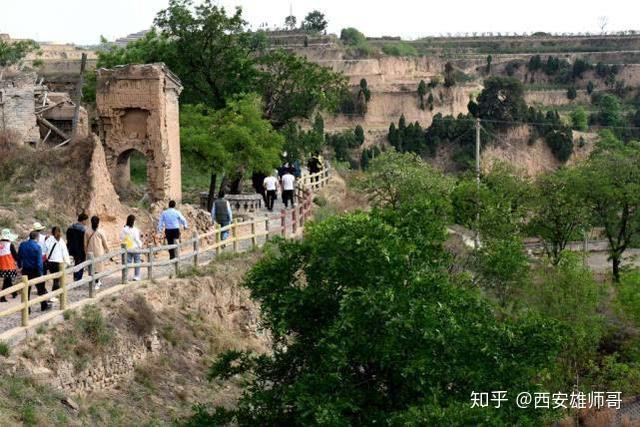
[381,41,417,57]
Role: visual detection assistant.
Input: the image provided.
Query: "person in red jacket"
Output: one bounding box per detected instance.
[0,228,19,302]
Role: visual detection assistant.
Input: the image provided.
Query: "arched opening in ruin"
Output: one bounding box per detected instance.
[114,148,151,205]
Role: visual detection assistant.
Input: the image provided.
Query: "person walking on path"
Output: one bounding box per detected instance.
[66,213,88,281]
[0,229,19,302]
[281,169,296,208]
[32,222,47,255]
[211,191,233,241]
[18,231,50,312]
[44,226,71,301]
[157,200,188,260]
[84,217,109,290]
[120,215,143,281]
[252,171,267,204]
[307,152,322,183]
[263,170,279,212]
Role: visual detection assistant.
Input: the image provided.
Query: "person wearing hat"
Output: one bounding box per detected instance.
[32,222,47,255]
[0,228,19,302]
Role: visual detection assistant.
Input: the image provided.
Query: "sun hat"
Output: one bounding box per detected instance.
[32,222,46,231]
[0,228,18,242]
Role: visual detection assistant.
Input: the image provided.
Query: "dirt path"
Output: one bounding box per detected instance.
[0,197,298,336]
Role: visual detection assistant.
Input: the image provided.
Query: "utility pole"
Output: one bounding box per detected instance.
[71,53,87,138]
[475,117,481,249]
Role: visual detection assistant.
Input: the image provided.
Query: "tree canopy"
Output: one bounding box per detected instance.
[301,10,328,33]
[579,132,640,281]
[190,197,562,426]
[95,0,345,123]
[477,77,527,127]
[180,94,283,193]
[0,39,39,67]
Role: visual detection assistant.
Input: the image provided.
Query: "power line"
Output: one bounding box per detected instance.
[332,114,640,131]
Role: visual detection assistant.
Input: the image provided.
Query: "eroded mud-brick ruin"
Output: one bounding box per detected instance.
[0,72,40,144]
[96,64,183,202]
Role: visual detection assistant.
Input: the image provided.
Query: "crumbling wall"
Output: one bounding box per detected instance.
[96,63,183,202]
[0,73,40,143]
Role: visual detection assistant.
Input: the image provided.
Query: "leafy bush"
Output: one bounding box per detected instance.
[570,106,588,131]
[340,27,367,45]
[545,127,574,162]
[523,256,605,391]
[381,41,418,56]
[615,272,640,326]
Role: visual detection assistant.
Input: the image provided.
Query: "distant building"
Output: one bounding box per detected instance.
[113,30,150,47]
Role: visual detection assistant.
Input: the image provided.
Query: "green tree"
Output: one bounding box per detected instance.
[354,125,365,146]
[567,86,577,100]
[523,255,604,390]
[485,54,492,73]
[340,27,366,45]
[444,61,456,87]
[192,206,561,426]
[313,113,325,136]
[388,122,398,147]
[356,151,453,210]
[427,92,435,111]
[545,127,574,163]
[302,10,328,33]
[572,58,591,79]
[284,14,297,30]
[580,132,640,281]
[256,49,346,126]
[528,168,590,265]
[527,55,542,72]
[452,164,532,307]
[596,93,623,128]
[360,149,371,170]
[477,77,527,128]
[0,38,39,67]
[181,94,283,196]
[452,163,531,241]
[153,1,257,108]
[586,80,595,95]
[417,79,427,110]
[570,106,588,131]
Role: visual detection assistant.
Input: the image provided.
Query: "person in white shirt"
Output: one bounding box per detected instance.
[32,222,47,254]
[263,170,280,212]
[281,169,296,208]
[120,214,144,281]
[44,226,71,300]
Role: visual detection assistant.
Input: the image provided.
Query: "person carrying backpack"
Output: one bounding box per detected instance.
[211,191,233,241]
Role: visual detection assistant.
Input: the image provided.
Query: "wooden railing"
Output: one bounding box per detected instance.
[0,168,330,337]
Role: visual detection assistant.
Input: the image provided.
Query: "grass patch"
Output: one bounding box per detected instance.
[0,374,65,426]
[129,151,148,186]
[0,215,15,229]
[53,305,114,372]
[0,341,9,357]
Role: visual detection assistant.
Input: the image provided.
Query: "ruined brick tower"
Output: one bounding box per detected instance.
[96,63,183,202]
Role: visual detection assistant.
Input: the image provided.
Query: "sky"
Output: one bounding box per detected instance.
[1,0,638,45]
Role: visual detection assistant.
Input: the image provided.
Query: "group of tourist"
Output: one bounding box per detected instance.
[0,213,110,312]
[0,159,324,314]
